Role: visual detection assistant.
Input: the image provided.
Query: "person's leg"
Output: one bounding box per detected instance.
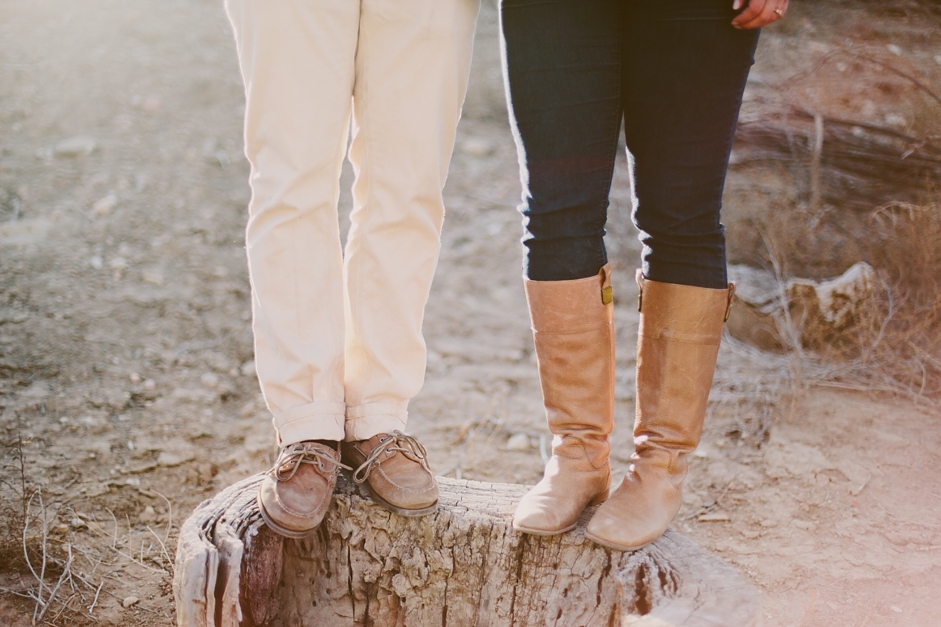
[339,0,479,515]
[501,0,621,535]
[502,0,622,282]
[586,0,759,551]
[624,0,760,289]
[224,0,359,538]
[226,0,359,446]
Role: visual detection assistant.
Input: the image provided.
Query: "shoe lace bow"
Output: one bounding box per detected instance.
[352,430,430,484]
[271,442,351,483]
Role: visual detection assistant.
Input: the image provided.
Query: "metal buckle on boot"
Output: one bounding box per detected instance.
[601,286,613,305]
[724,283,737,322]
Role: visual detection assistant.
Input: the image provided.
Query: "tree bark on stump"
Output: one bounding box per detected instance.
[174,474,758,627]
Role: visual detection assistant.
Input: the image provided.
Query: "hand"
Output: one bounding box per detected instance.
[731,0,788,29]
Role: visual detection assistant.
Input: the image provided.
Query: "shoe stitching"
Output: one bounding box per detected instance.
[351,431,431,482]
[273,473,334,518]
[350,431,435,495]
[267,442,350,518]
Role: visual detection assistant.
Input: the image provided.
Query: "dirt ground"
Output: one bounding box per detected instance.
[1,1,940,625]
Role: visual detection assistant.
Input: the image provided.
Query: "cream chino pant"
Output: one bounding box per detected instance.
[225,0,479,445]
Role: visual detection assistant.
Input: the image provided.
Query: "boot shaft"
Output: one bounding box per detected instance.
[524,265,615,466]
[634,271,735,462]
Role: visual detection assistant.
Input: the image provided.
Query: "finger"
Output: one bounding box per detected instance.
[731,0,767,28]
[740,1,784,28]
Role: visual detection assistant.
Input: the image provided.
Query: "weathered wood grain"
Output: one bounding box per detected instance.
[174,474,758,627]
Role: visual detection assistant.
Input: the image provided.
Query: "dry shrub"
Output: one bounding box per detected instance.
[855,202,941,396]
[0,414,35,571]
[753,198,941,401]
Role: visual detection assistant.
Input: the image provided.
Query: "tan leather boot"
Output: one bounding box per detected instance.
[585,271,734,551]
[512,265,615,535]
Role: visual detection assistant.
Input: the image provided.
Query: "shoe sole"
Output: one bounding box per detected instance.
[511,490,609,536]
[256,492,322,539]
[361,482,438,517]
[512,521,578,535]
[583,530,652,552]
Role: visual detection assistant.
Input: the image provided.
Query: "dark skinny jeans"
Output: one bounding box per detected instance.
[501,0,760,288]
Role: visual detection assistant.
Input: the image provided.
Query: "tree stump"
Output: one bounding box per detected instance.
[174,474,759,627]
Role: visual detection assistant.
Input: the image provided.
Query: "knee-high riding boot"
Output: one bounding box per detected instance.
[513,265,615,535]
[585,271,734,550]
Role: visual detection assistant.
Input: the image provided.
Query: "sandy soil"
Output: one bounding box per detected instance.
[1,0,940,625]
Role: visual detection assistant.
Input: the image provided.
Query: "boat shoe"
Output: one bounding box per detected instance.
[342,431,438,517]
[258,441,349,538]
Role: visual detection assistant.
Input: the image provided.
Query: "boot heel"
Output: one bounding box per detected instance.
[588,490,609,507]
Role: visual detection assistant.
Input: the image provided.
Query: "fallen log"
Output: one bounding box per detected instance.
[174,473,759,627]
[727,261,876,352]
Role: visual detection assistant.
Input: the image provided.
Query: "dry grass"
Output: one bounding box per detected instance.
[721,21,941,404]
[750,197,941,403]
[0,414,175,625]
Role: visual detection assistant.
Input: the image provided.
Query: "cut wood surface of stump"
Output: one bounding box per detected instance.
[174,474,759,627]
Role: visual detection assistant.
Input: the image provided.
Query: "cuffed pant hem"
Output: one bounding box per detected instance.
[344,402,408,441]
[273,401,346,446]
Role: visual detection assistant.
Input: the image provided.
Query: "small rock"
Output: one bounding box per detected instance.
[127,440,135,451]
[698,513,731,523]
[157,450,195,467]
[129,372,141,384]
[212,150,231,168]
[70,517,87,530]
[460,137,494,157]
[141,96,161,113]
[239,400,257,418]
[143,379,156,391]
[196,463,214,485]
[54,135,97,157]
[138,506,157,524]
[122,596,140,609]
[0,218,51,245]
[884,112,907,127]
[200,372,219,388]
[92,193,118,216]
[505,432,531,451]
[90,256,104,270]
[240,360,256,377]
[142,270,164,285]
[109,257,128,270]
[886,44,903,56]
[171,387,215,403]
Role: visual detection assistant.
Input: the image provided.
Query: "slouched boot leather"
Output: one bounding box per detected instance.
[585,271,734,551]
[512,265,615,535]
